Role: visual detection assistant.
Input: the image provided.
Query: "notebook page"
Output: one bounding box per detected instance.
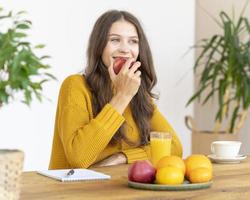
[37,168,111,182]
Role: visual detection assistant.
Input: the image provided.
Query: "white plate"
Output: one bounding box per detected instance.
[207,154,247,164]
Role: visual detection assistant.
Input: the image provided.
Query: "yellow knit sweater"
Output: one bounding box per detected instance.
[49,74,183,169]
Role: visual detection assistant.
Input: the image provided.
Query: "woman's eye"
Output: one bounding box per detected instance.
[110,38,120,42]
[130,39,139,44]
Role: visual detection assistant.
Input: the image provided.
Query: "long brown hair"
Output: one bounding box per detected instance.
[85,10,158,145]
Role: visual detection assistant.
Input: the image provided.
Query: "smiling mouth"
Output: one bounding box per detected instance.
[113,56,130,60]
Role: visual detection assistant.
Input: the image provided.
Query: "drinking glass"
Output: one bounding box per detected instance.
[150,132,172,167]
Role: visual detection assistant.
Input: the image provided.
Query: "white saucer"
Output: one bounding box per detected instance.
[207,154,247,164]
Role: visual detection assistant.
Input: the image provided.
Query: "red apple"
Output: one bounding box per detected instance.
[128,160,156,183]
[113,57,135,74]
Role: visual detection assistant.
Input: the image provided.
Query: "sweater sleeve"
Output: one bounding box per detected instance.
[122,104,183,163]
[57,76,125,168]
[122,145,150,163]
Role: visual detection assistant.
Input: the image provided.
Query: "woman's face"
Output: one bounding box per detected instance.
[102,19,139,67]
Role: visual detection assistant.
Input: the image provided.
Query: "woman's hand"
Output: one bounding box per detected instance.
[109,57,141,98]
[91,153,127,168]
[109,57,141,114]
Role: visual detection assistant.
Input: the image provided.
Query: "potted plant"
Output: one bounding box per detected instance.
[0,8,56,106]
[0,7,55,200]
[185,5,250,154]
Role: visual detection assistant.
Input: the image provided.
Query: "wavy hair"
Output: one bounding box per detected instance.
[85,10,158,145]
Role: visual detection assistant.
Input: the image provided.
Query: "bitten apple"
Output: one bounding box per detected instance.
[128,160,156,183]
[113,57,135,74]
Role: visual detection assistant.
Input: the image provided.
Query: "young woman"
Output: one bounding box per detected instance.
[49,10,183,169]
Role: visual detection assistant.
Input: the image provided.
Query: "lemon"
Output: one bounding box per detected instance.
[155,166,184,185]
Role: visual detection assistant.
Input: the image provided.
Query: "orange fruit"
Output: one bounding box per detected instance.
[155,166,184,185]
[189,167,212,183]
[157,155,186,174]
[185,154,212,179]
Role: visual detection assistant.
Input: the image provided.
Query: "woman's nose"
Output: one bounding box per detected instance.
[118,41,130,53]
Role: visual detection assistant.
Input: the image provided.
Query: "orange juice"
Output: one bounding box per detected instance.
[150,132,172,167]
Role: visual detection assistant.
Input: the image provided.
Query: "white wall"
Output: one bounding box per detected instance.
[0,0,195,171]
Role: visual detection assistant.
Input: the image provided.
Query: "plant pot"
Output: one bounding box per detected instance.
[0,149,24,200]
[185,116,239,155]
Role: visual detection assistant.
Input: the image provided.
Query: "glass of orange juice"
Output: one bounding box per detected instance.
[150,132,172,167]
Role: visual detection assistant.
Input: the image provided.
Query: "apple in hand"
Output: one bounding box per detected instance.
[128,160,156,183]
[113,57,135,74]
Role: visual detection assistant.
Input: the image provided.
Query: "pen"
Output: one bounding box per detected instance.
[66,169,75,176]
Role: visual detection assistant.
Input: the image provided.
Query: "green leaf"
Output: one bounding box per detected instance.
[34,90,42,102]
[229,105,239,133]
[24,89,32,105]
[186,82,211,106]
[17,42,30,47]
[235,17,244,33]
[40,55,51,60]
[17,10,27,15]
[30,82,42,90]
[14,32,27,38]
[39,79,49,85]
[23,20,32,25]
[202,87,219,105]
[0,89,9,103]
[0,14,11,20]
[194,35,219,72]
[34,44,45,49]
[7,11,12,17]
[44,72,57,80]
[16,23,30,29]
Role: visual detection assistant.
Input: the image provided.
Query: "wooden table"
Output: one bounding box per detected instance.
[20,156,250,200]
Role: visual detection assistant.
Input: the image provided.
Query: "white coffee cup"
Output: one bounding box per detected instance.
[211,141,242,158]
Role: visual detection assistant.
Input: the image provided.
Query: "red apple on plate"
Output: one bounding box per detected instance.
[128,160,156,183]
[113,57,135,74]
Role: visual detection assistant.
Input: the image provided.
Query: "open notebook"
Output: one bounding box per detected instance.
[37,168,111,182]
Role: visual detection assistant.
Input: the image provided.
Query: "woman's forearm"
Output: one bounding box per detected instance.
[110,92,133,114]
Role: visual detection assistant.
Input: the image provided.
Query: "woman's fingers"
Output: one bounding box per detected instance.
[134,70,141,77]
[110,57,141,78]
[109,57,142,98]
[119,58,135,73]
[129,61,141,74]
[108,56,116,79]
